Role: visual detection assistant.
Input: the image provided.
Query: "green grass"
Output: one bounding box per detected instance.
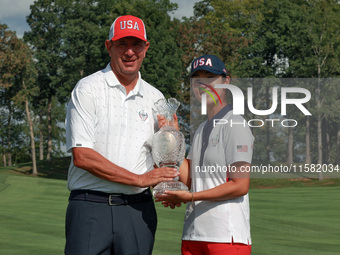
[0,174,69,254]
[153,202,186,254]
[0,159,340,254]
[249,187,340,255]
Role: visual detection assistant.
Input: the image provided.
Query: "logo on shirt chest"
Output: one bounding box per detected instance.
[139,110,148,122]
[210,135,219,147]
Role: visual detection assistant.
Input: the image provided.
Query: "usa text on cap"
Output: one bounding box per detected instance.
[109,15,147,42]
[190,55,228,77]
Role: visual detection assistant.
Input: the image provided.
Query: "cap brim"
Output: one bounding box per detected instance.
[111,33,147,42]
[190,67,225,78]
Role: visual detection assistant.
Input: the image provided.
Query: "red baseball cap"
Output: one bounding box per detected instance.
[109,15,147,42]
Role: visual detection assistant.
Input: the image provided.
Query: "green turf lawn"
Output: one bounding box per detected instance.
[0,174,69,254]
[0,162,339,254]
[249,187,340,255]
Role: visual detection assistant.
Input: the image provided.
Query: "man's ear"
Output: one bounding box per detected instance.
[145,41,150,50]
[143,41,150,57]
[105,40,112,52]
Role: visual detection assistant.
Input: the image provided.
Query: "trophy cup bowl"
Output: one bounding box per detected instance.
[152,98,189,198]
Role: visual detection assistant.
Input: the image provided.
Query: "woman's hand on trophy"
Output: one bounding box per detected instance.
[157,114,179,131]
[155,190,192,204]
[136,167,179,187]
[160,201,182,209]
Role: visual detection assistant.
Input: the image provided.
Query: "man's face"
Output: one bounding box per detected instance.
[191,70,228,105]
[106,37,150,78]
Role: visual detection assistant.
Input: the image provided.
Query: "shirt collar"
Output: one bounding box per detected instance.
[104,63,144,97]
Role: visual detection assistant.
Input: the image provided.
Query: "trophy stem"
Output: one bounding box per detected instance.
[159,163,179,170]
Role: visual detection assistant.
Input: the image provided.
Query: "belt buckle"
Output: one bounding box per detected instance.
[109,194,122,206]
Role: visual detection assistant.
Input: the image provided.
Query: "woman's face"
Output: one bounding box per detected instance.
[191,70,229,106]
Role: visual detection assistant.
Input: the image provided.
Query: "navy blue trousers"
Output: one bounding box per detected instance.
[65,199,157,255]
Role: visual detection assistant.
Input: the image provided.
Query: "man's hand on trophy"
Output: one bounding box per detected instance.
[157,114,179,130]
[136,167,179,187]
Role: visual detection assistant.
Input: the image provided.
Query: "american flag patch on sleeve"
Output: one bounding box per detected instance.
[237,145,248,152]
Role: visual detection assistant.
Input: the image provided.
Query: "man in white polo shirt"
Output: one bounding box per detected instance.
[64,15,178,255]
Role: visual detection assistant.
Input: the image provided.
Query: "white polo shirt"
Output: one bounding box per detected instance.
[65,63,164,194]
[182,105,254,244]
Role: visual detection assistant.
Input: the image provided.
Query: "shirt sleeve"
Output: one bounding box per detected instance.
[224,115,255,165]
[65,81,96,152]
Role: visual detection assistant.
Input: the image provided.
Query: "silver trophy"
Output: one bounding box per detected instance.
[152,98,189,197]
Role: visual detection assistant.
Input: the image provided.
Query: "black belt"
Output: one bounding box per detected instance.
[69,188,152,206]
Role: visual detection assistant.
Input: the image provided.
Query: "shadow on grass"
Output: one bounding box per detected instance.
[250,177,340,189]
[3,157,71,180]
[36,157,70,180]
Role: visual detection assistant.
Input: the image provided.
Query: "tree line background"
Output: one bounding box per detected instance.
[0,0,339,177]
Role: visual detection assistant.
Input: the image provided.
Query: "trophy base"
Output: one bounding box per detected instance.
[153,180,189,198]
